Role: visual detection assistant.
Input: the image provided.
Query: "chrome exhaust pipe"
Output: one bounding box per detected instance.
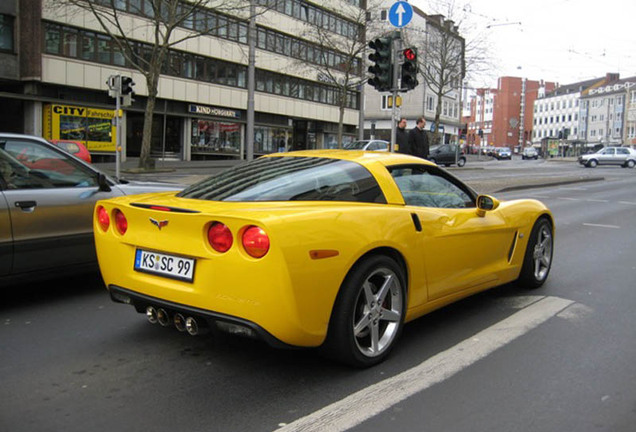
[174,313,186,332]
[146,306,158,324]
[185,317,199,336]
[157,308,171,327]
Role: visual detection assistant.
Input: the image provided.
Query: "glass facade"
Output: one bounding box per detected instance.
[191,119,242,156]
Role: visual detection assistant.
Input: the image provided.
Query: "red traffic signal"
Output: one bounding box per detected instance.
[403,48,417,61]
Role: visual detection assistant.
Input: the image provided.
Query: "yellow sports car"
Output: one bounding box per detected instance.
[94,150,553,367]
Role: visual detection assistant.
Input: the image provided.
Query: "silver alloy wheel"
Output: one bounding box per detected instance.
[352,267,404,358]
[533,223,553,282]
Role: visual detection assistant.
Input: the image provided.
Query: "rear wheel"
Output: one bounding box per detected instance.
[457,157,466,167]
[323,255,406,367]
[625,160,635,168]
[517,218,553,289]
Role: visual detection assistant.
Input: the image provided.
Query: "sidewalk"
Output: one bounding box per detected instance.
[94,155,603,194]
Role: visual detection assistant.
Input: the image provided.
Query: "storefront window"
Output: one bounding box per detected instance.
[191,119,241,156]
[254,127,288,154]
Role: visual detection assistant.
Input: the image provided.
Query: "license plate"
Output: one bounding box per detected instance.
[134,249,195,282]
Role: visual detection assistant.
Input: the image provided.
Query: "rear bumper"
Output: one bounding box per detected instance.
[108,285,294,349]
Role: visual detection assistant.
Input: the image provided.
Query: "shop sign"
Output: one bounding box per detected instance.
[43,104,116,152]
[189,104,240,119]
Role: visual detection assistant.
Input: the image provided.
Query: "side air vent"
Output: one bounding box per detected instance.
[508,231,519,262]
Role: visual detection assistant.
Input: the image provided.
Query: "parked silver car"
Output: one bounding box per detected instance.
[521,147,539,160]
[343,139,390,151]
[0,133,182,283]
[578,146,636,168]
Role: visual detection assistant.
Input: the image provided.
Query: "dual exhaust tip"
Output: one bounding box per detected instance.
[146,306,202,336]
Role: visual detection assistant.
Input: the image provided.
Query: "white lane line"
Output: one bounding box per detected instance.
[586,199,609,203]
[582,223,621,229]
[618,201,636,206]
[275,296,574,432]
[558,197,580,201]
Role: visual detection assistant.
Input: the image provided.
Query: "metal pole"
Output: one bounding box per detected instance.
[115,77,121,179]
[390,31,402,152]
[246,0,256,161]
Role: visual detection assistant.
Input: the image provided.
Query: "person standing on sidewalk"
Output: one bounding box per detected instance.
[395,117,410,154]
[407,116,430,159]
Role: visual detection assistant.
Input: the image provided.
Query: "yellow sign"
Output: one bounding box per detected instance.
[43,104,116,152]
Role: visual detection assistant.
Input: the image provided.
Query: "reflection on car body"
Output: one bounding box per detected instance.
[94,150,554,367]
[0,133,182,284]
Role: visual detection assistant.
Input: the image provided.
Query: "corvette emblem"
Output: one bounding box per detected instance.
[149,218,169,230]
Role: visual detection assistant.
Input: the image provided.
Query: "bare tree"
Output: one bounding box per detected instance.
[46,0,259,170]
[404,0,494,144]
[292,0,385,148]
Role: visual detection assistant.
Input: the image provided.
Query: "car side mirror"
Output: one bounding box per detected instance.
[476,194,500,217]
[97,173,112,192]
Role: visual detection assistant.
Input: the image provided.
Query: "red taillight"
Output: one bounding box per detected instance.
[208,222,233,253]
[242,226,270,258]
[114,209,128,235]
[97,206,110,231]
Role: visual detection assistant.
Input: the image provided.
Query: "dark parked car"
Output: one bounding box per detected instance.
[428,144,466,167]
[0,133,182,284]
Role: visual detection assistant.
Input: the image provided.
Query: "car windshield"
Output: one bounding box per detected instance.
[343,141,369,150]
[178,156,387,203]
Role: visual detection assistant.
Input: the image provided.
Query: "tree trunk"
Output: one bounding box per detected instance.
[138,71,160,170]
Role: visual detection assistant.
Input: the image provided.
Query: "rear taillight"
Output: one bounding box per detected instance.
[208,222,233,253]
[114,209,128,235]
[97,206,110,231]
[242,226,270,258]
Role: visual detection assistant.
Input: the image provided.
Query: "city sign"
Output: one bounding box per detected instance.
[389,1,413,28]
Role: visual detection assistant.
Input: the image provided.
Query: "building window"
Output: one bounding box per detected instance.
[0,14,14,52]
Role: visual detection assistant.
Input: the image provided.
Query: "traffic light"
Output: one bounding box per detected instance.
[106,75,121,98]
[121,76,135,106]
[368,37,393,92]
[400,47,419,91]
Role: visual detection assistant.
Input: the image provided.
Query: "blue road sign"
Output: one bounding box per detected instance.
[389,1,413,28]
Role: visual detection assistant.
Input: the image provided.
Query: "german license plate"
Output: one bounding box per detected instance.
[134,249,195,282]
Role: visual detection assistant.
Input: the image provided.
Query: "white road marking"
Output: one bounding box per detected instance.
[586,199,609,203]
[618,201,636,206]
[558,197,580,201]
[275,296,574,432]
[582,223,621,229]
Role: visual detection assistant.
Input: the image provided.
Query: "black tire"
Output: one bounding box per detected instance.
[587,159,598,168]
[625,160,635,168]
[517,218,553,289]
[429,158,437,165]
[323,255,406,367]
[456,157,466,167]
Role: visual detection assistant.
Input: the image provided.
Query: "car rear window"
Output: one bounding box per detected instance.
[178,156,387,203]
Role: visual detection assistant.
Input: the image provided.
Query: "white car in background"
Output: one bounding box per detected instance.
[522,147,539,160]
[578,146,636,168]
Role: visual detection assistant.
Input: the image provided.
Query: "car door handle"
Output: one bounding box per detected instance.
[15,200,37,210]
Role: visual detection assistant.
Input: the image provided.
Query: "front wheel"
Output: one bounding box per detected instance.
[517,218,553,289]
[323,255,406,367]
[429,158,437,165]
[587,159,598,168]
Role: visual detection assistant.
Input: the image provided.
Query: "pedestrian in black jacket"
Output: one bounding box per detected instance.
[407,116,430,159]
[395,117,410,154]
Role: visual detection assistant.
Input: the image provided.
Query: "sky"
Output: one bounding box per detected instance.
[411,0,636,88]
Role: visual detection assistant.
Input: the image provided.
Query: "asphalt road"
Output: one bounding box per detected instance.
[1,162,635,432]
